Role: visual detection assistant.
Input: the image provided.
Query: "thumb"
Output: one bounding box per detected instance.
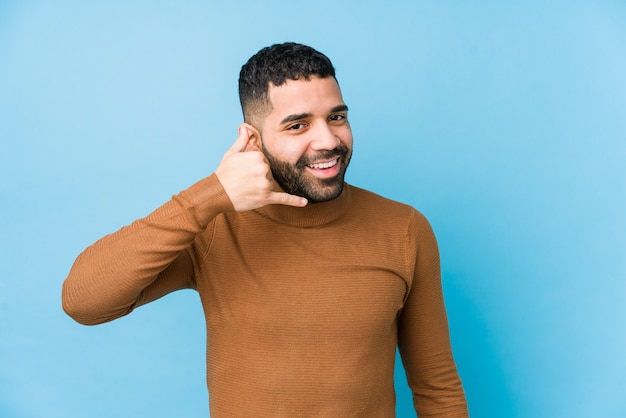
[226,125,251,154]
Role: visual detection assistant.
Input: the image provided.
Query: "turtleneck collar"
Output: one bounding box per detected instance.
[253,184,352,228]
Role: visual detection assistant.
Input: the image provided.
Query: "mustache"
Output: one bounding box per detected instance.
[296,145,351,168]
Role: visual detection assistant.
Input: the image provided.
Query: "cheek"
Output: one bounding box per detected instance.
[265,137,308,163]
[263,137,308,163]
[337,126,354,147]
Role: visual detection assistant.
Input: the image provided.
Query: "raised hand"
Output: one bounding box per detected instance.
[215,124,308,211]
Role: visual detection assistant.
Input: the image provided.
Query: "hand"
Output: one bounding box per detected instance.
[215,125,308,211]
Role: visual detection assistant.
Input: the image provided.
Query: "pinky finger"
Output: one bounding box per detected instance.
[269,192,308,208]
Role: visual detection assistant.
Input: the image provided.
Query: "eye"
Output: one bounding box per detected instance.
[287,122,306,131]
[329,113,347,123]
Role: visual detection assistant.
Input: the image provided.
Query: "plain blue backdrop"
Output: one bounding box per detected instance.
[1,1,625,417]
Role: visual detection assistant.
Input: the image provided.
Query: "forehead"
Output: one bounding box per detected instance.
[266,76,344,118]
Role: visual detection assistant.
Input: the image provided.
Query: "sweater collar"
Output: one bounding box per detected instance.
[254,184,351,227]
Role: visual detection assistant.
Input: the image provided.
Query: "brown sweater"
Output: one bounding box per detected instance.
[62,174,468,417]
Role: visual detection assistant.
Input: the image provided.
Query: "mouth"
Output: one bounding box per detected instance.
[307,158,339,170]
[305,157,341,178]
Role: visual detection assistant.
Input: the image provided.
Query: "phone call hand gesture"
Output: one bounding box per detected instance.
[215,125,308,212]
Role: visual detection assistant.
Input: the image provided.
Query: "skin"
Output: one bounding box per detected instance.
[216,76,353,211]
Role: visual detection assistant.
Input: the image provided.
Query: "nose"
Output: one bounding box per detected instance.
[309,121,340,151]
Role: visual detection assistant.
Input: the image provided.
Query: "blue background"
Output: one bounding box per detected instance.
[1,1,625,417]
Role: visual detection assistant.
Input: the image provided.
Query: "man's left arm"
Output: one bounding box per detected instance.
[397,211,469,417]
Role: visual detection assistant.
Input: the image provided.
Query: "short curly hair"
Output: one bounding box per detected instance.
[238,42,337,123]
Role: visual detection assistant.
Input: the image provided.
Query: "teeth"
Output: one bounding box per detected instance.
[308,159,338,169]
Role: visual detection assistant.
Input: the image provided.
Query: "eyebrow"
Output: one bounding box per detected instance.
[279,104,349,125]
[280,112,312,125]
[331,104,349,113]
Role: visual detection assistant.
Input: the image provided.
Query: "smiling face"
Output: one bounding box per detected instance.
[256,76,353,203]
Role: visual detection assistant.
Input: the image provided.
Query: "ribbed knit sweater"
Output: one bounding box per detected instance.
[62,174,468,417]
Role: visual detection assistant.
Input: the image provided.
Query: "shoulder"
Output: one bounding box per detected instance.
[346,184,436,246]
[347,184,428,224]
[346,185,438,282]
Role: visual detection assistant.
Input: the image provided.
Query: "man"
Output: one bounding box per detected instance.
[63,42,468,417]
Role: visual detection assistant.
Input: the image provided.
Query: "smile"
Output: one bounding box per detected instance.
[307,158,339,170]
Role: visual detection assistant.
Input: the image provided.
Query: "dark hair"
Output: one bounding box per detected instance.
[238,42,336,122]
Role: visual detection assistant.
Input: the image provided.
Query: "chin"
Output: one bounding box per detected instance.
[302,180,345,204]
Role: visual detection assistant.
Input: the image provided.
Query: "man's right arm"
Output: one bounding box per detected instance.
[62,125,307,325]
[61,174,234,325]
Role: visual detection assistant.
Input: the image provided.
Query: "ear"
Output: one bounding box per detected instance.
[239,122,262,152]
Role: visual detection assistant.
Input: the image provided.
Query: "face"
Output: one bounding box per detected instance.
[255,76,353,203]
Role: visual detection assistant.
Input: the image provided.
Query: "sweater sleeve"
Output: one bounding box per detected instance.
[62,174,234,325]
[397,211,469,417]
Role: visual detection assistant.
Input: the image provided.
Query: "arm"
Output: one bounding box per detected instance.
[62,126,307,325]
[398,211,468,417]
[62,174,233,325]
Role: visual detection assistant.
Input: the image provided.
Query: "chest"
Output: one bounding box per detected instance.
[196,219,411,343]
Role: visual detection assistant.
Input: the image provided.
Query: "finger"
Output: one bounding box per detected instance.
[226,125,251,154]
[268,192,308,207]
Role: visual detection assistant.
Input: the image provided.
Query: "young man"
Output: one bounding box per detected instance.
[63,42,468,417]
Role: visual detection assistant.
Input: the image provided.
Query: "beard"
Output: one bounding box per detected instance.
[261,142,352,204]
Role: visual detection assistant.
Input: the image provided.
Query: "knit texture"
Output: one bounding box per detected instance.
[63,174,468,417]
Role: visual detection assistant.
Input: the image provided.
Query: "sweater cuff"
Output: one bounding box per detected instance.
[178,173,235,227]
